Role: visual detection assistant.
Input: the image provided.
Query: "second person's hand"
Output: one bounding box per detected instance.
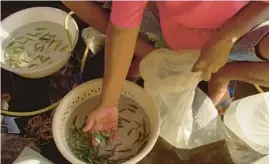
[192,37,233,81]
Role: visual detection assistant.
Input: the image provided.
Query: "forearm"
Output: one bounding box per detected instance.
[218,62,269,87]
[213,2,269,44]
[99,23,140,107]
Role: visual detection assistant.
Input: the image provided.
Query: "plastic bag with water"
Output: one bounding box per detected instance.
[140,48,229,149]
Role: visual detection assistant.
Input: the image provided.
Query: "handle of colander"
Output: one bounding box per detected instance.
[64,11,90,74]
[65,11,75,52]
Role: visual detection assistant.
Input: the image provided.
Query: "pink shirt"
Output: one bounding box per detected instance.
[111,1,252,50]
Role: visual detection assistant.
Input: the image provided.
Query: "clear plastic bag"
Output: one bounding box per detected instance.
[140,48,229,149]
[81,27,105,55]
[224,93,269,155]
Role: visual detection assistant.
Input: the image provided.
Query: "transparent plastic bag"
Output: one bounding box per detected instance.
[81,27,105,55]
[140,48,229,149]
[252,155,269,164]
[224,93,269,155]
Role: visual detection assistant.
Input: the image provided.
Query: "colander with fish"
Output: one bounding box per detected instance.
[52,79,160,164]
[0,7,78,78]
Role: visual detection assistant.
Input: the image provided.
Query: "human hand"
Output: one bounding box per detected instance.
[83,105,119,146]
[192,38,234,81]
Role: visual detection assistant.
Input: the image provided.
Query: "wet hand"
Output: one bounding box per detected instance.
[83,105,119,146]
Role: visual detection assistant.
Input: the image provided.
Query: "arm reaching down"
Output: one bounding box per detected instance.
[100,23,141,107]
[83,2,148,143]
[83,23,141,144]
[193,1,269,81]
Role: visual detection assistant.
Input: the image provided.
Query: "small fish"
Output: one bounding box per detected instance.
[119,117,131,123]
[95,133,107,141]
[54,39,62,43]
[35,28,48,31]
[47,61,53,65]
[134,120,142,126]
[116,149,132,153]
[26,33,35,37]
[128,104,138,109]
[143,124,147,134]
[100,132,113,138]
[28,64,37,68]
[15,36,27,40]
[12,49,23,55]
[34,43,40,52]
[20,59,30,63]
[3,52,8,58]
[13,64,21,68]
[136,140,147,154]
[138,131,142,141]
[39,56,45,62]
[60,45,69,52]
[26,50,35,58]
[41,57,51,64]
[15,41,24,45]
[81,122,86,130]
[131,137,140,146]
[40,32,50,38]
[48,36,56,48]
[127,108,136,113]
[39,37,50,41]
[103,149,113,153]
[141,134,149,143]
[33,32,42,36]
[33,55,41,60]
[118,121,123,126]
[127,128,135,136]
[40,45,45,52]
[26,32,42,37]
[119,109,126,113]
[73,115,78,125]
[13,46,24,51]
[54,42,62,51]
[23,39,30,44]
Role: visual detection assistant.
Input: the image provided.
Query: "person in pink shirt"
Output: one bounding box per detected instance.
[82,1,269,142]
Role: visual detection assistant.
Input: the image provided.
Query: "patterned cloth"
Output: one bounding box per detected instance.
[230,21,269,62]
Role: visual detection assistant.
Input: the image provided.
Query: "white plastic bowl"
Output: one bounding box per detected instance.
[1,7,79,78]
[52,79,160,164]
